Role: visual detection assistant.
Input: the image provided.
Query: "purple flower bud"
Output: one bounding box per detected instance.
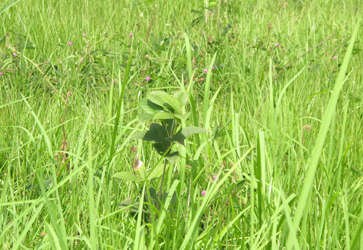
[212,66,215,70]
[113,79,116,83]
[209,10,212,14]
[83,33,86,37]
[275,43,279,47]
[0,72,3,75]
[333,56,337,60]
[213,175,217,180]
[146,76,151,81]
[68,42,72,46]
[202,190,206,196]
[204,69,208,73]
[129,33,133,37]
[68,190,71,194]
[13,53,17,57]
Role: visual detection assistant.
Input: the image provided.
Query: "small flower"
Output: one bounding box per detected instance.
[80,58,84,61]
[275,43,280,47]
[212,66,215,70]
[68,190,71,194]
[68,42,72,46]
[213,175,217,180]
[12,53,17,57]
[209,10,212,14]
[83,33,86,37]
[203,31,205,35]
[333,56,337,60]
[202,190,207,196]
[129,33,133,37]
[204,69,208,73]
[0,72,3,76]
[113,79,116,83]
[146,76,151,81]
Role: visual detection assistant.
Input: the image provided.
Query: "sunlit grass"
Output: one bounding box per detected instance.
[1,0,363,249]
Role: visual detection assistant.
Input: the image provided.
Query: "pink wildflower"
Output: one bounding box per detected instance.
[68,42,72,46]
[212,66,215,70]
[333,56,337,60]
[83,33,86,37]
[213,175,217,180]
[204,69,208,73]
[146,76,151,81]
[129,33,133,37]
[275,43,279,47]
[202,190,207,196]
[80,58,84,61]
[0,72,3,75]
[13,53,17,57]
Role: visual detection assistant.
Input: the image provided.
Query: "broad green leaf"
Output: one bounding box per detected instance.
[154,112,174,120]
[139,98,163,115]
[147,91,166,107]
[159,93,181,113]
[132,123,168,143]
[138,113,154,122]
[113,172,138,182]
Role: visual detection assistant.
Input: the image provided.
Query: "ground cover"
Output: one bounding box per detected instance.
[1,0,363,249]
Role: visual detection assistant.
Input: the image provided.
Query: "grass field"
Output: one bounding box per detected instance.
[1,0,363,249]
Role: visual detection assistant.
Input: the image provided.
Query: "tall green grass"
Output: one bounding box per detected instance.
[1,0,363,249]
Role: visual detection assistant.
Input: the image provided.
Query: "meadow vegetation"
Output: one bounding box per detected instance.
[1,0,363,249]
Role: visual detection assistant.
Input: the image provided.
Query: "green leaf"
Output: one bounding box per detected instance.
[138,113,154,122]
[159,93,181,113]
[139,98,164,115]
[132,123,168,143]
[171,126,209,144]
[154,112,174,120]
[174,91,190,108]
[174,112,191,121]
[113,172,138,182]
[147,91,166,107]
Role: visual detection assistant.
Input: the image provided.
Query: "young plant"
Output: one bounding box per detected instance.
[114,89,208,209]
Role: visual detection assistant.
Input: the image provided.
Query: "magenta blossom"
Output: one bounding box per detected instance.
[202,190,207,196]
[333,56,337,60]
[113,79,116,84]
[146,76,151,81]
[203,31,205,35]
[212,66,215,70]
[204,69,208,73]
[68,190,71,194]
[83,33,86,37]
[80,58,84,61]
[0,72,3,75]
[68,42,72,46]
[209,10,212,14]
[13,53,17,57]
[275,43,280,47]
[213,175,217,180]
[129,33,133,37]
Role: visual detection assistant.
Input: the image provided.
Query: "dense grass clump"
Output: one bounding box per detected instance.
[1,0,363,249]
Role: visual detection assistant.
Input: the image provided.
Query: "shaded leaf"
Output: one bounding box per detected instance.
[171,126,209,144]
[132,123,168,143]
